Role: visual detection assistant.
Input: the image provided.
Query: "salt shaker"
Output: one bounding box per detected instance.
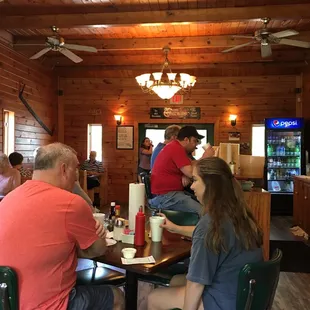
[113,218,125,241]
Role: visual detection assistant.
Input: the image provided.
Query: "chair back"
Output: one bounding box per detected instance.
[162,210,199,226]
[79,170,88,193]
[0,266,18,310]
[142,173,153,200]
[236,249,282,310]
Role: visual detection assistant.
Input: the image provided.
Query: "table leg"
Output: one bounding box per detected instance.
[125,271,138,310]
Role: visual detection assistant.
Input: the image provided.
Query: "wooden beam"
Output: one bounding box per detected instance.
[13,31,310,51]
[55,62,304,78]
[2,4,310,29]
[45,50,310,67]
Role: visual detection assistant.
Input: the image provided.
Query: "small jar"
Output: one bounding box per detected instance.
[113,218,125,241]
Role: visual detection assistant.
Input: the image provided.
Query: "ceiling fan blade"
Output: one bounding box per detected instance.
[222,41,256,53]
[14,44,46,47]
[261,43,272,58]
[63,44,97,53]
[278,38,310,48]
[47,37,60,45]
[59,48,83,63]
[272,30,299,38]
[29,47,52,59]
[232,35,255,39]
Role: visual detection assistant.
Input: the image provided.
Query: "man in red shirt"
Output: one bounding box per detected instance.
[151,126,213,214]
[0,143,124,310]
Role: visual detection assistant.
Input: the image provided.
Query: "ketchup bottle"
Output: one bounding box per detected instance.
[134,206,145,246]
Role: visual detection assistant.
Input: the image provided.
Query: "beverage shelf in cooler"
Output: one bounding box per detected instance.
[267,154,300,157]
[267,167,300,169]
[269,190,293,193]
[267,179,293,181]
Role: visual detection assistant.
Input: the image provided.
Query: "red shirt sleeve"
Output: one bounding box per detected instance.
[65,196,98,250]
[171,145,191,169]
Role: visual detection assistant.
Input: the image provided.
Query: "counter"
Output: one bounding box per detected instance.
[244,188,271,260]
[293,176,310,235]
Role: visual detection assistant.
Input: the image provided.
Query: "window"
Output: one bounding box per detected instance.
[252,124,265,156]
[87,124,102,161]
[3,110,15,155]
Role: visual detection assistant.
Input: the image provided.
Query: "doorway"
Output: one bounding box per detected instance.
[138,123,214,160]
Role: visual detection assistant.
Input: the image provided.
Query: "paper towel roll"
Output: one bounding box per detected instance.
[129,183,145,230]
[227,143,232,163]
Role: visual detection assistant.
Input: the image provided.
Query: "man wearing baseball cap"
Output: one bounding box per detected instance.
[150,125,214,214]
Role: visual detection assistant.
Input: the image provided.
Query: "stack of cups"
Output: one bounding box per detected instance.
[93,213,105,225]
[150,216,165,242]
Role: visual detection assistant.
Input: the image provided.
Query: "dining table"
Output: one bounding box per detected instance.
[94,230,192,310]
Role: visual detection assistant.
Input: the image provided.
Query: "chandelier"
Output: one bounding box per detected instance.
[135,47,196,100]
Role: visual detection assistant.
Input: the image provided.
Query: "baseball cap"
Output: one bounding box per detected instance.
[177,126,204,140]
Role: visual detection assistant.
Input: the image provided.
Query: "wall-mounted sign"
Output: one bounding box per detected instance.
[170,94,183,105]
[150,107,200,119]
[265,117,303,130]
[116,125,134,150]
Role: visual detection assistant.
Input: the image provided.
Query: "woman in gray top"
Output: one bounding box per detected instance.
[148,157,263,310]
[138,137,153,182]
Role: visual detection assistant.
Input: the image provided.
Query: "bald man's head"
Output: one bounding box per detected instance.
[33,143,79,192]
[89,151,97,162]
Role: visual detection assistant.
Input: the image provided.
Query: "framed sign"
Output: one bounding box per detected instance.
[116,125,134,150]
[150,107,200,119]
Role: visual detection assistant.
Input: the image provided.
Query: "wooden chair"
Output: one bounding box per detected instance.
[79,169,108,207]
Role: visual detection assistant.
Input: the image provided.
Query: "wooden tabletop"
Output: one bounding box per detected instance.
[94,231,192,275]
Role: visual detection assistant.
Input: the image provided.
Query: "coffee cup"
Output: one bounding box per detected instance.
[202,143,211,151]
[150,216,165,242]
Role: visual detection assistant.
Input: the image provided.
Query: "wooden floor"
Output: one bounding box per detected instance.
[272,272,310,310]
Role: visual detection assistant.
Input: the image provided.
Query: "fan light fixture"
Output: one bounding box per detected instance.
[135,47,196,100]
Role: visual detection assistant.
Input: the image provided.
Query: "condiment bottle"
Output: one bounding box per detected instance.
[115,205,121,218]
[134,206,145,246]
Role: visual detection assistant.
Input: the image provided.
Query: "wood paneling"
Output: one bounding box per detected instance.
[0,42,57,164]
[2,4,310,29]
[244,189,271,260]
[61,74,296,203]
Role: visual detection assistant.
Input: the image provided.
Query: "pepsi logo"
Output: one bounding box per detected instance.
[273,120,280,127]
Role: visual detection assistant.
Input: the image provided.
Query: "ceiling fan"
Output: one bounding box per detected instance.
[222,18,310,58]
[15,26,97,63]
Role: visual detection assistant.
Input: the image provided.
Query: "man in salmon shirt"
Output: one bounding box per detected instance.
[0,143,124,310]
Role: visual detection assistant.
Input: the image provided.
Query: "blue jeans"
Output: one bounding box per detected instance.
[149,191,202,215]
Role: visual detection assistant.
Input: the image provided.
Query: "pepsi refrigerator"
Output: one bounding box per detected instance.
[265,117,305,215]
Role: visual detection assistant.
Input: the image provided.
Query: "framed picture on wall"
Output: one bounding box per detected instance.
[116,125,134,150]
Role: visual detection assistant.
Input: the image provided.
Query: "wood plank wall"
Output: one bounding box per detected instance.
[0,43,57,165]
[60,74,297,204]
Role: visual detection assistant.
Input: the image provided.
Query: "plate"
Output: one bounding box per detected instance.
[106,238,117,247]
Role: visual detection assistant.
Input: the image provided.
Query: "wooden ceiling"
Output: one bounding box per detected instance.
[1,0,310,76]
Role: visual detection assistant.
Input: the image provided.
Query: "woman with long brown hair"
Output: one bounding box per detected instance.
[148,157,263,310]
